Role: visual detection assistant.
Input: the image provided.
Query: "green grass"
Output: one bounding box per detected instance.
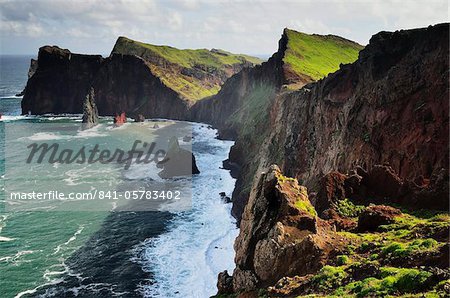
[312,265,348,292]
[334,198,365,218]
[347,267,433,297]
[111,36,263,101]
[283,29,363,81]
[282,210,450,298]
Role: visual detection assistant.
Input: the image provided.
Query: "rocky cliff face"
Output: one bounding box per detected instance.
[226,165,346,292]
[219,164,449,297]
[191,29,362,218]
[92,54,190,119]
[22,46,104,114]
[191,28,361,131]
[111,36,262,101]
[228,23,449,222]
[21,37,261,117]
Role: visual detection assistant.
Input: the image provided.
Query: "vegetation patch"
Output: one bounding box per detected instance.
[283,29,363,82]
[334,198,365,218]
[312,265,348,292]
[111,36,263,101]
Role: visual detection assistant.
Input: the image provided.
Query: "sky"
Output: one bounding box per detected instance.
[0,0,448,56]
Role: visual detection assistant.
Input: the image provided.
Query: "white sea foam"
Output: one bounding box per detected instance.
[123,157,164,182]
[53,225,85,255]
[24,124,107,141]
[14,276,64,298]
[0,236,15,242]
[25,132,66,141]
[1,250,35,264]
[0,115,35,122]
[135,123,238,298]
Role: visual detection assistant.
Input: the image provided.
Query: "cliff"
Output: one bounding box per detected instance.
[111,36,262,101]
[22,46,104,114]
[191,29,362,218]
[191,28,362,131]
[227,23,449,221]
[218,165,449,297]
[216,23,449,298]
[21,37,261,117]
[91,54,190,119]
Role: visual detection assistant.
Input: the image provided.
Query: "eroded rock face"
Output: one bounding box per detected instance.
[229,165,346,293]
[92,54,190,120]
[217,270,234,294]
[21,49,191,119]
[315,171,347,215]
[229,23,449,221]
[22,46,104,114]
[81,87,98,130]
[357,205,402,232]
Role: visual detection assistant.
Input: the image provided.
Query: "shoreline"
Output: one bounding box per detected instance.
[10,118,238,297]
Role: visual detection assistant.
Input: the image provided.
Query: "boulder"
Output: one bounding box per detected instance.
[113,112,127,126]
[134,114,145,122]
[219,192,231,203]
[157,137,200,178]
[365,165,403,198]
[81,87,98,130]
[315,171,347,215]
[357,205,402,231]
[229,165,345,293]
[217,270,234,294]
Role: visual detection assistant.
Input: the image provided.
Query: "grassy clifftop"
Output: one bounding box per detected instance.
[111,36,262,101]
[283,29,363,83]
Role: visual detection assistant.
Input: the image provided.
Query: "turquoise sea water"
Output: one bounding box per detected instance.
[0,56,238,297]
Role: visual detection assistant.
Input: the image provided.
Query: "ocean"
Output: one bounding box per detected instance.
[0,55,238,297]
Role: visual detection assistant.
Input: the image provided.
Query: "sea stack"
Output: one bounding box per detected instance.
[81,87,99,130]
[157,136,200,178]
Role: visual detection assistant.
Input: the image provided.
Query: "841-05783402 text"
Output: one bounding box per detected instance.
[9,190,182,201]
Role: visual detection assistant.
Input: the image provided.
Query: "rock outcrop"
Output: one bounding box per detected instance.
[225,165,347,293]
[357,205,402,232]
[157,136,200,178]
[16,58,38,96]
[227,23,449,221]
[111,36,262,101]
[92,54,190,119]
[21,37,261,117]
[22,46,104,114]
[191,29,362,220]
[81,87,98,130]
[113,112,127,126]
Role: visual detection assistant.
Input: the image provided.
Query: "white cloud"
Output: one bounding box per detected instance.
[0,0,447,55]
[168,11,183,30]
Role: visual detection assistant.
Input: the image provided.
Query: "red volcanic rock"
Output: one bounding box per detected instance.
[357,205,402,232]
[229,165,346,293]
[402,168,449,210]
[113,112,127,126]
[315,171,347,215]
[365,165,403,198]
[219,24,448,222]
